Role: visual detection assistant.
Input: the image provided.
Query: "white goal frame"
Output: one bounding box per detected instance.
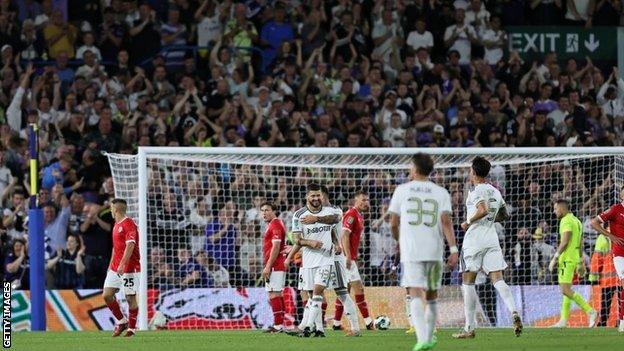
[131,146,624,330]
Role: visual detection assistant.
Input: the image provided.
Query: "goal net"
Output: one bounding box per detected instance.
[106,148,624,331]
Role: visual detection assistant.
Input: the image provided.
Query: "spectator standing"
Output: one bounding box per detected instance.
[593,0,622,26]
[480,16,506,66]
[597,68,624,120]
[160,6,188,67]
[529,0,565,25]
[444,8,478,65]
[43,187,71,251]
[223,3,258,63]
[128,3,161,65]
[43,9,77,59]
[204,201,238,274]
[465,0,491,29]
[4,238,29,290]
[260,4,294,70]
[47,233,86,289]
[372,8,404,65]
[18,19,45,60]
[406,18,434,52]
[564,0,595,27]
[0,149,14,201]
[195,0,224,50]
[99,7,126,63]
[2,189,27,239]
[80,203,113,288]
[237,222,262,286]
[300,9,326,57]
[68,193,85,235]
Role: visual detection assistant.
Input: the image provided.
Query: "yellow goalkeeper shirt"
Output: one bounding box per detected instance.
[558,212,583,262]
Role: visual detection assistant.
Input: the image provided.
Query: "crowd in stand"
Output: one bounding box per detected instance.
[1,0,623,290]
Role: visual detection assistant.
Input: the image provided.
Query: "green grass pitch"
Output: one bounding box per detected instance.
[10,328,621,351]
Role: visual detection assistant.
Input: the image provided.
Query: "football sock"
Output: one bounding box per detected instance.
[128,307,138,330]
[333,298,343,326]
[269,296,284,327]
[493,280,517,313]
[425,300,437,343]
[560,296,571,322]
[356,294,372,325]
[300,300,310,328]
[308,295,324,331]
[571,292,593,313]
[405,295,412,327]
[106,300,125,322]
[410,296,427,343]
[337,292,360,331]
[462,283,478,332]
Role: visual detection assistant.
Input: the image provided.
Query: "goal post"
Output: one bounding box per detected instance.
[106,147,624,331]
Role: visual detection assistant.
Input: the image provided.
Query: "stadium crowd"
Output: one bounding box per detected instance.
[0,0,623,295]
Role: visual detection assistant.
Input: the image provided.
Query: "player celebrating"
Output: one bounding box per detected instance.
[549,199,597,328]
[389,153,459,351]
[453,157,522,339]
[261,202,287,333]
[591,185,624,331]
[285,185,340,336]
[102,198,141,337]
[333,191,375,330]
[285,183,358,337]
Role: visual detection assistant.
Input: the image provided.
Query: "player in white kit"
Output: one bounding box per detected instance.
[453,156,523,339]
[284,183,359,337]
[389,153,459,351]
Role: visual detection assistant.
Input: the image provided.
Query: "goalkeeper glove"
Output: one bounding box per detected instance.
[548,257,557,272]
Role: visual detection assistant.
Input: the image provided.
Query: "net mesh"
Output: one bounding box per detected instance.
[106,150,624,330]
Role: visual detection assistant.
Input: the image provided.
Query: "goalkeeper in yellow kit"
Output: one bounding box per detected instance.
[548,199,597,327]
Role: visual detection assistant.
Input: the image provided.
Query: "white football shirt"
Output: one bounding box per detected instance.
[463,183,505,250]
[388,180,452,262]
[292,206,337,268]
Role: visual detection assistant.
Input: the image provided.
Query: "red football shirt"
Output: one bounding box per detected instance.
[342,207,364,261]
[599,203,624,257]
[110,217,141,273]
[263,218,286,271]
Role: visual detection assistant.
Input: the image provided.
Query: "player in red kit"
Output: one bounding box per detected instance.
[591,185,624,332]
[333,191,374,330]
[102,198,141,337]
[261,202,287,333]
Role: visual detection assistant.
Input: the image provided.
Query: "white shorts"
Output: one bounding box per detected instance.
[460,246,508,274]
[332,259,349,290]
[401,261,443,291]
[613,256,624,279]
[346,261,362,283]
[298,263,348,291]
[265,271,286,292]
[103,270,140,295]
[334,255,361,284]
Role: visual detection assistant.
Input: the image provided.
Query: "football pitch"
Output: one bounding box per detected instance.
[10,328,622,351]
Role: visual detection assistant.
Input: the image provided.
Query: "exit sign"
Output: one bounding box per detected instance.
[506,26,617,61]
